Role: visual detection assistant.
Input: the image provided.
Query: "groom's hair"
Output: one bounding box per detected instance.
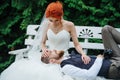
[41,56,50,64]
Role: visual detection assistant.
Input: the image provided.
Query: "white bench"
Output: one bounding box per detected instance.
[8,24,120,80]
[9,24,120,61]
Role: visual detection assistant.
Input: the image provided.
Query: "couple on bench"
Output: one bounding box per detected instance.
[0,1,120,80]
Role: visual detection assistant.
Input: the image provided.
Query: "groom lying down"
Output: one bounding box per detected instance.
[41,49,120,79]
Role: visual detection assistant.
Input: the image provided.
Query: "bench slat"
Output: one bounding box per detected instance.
[69,42,104,50]
[26,25,40,35]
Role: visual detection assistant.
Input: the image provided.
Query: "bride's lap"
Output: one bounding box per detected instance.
[0,51,69,80]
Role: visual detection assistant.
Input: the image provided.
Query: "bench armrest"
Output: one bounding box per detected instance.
[9,48,29,55]
[9,48,30,61]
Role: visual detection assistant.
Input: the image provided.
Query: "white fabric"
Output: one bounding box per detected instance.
[61,57,103,80]
[47,29,70,57]
[29,15,48,52]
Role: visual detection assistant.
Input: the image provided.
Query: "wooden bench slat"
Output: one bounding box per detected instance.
[25,39,34,45]
[69,42,104,50]
[26,25,40,35]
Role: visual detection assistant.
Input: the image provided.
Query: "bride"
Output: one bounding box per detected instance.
[0,1,90,80]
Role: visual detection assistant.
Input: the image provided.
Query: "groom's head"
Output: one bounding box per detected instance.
[41,50,64,64]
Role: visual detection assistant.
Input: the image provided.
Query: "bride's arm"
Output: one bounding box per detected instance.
[41,24,49,56]
[68,22,91,64]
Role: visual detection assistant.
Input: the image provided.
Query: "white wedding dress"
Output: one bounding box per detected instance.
[0,28,74,80]
[0,26,106,80]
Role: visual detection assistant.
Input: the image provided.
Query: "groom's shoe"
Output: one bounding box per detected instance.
[103,49,113,59]
[118,66,120,69]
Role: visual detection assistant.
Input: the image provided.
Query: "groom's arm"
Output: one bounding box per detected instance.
[61,55,103,79]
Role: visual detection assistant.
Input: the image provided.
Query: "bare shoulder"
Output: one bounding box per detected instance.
[63,20,75,28]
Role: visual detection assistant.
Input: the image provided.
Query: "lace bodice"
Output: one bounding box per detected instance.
[47,29,70,51]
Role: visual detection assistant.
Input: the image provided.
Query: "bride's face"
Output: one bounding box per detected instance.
[48,17,61,26]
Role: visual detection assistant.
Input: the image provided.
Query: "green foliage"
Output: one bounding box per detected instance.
[0,55,15,73]
[0,0,47,72]
[0,0,120,72]
[63,0,120,27]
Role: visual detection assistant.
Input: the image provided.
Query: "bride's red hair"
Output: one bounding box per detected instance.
[45,1,63,19]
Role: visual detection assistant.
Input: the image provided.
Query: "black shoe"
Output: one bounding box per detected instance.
[117,66,120,70]
[103,49,113,59]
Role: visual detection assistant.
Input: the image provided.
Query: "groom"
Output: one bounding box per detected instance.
[41,49,120,79]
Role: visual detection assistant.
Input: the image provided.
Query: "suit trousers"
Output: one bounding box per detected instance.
[102,25,120,79]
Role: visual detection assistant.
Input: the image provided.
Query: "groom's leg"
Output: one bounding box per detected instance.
[102,25,120,57]
[108,64,120,79]
[102,25,120,79]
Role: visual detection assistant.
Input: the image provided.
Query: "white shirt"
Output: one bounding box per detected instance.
[61,57,103,79]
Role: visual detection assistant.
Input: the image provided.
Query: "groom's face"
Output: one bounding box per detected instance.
[49,50,64,60]
[41,50,64,64]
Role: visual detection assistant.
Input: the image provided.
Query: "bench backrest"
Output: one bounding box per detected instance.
[25,25,120,53]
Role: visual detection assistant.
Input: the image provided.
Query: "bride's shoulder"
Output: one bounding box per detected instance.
[64,20,75,28]
[64,20,74,29]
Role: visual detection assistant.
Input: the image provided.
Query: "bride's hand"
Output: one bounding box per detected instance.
[42,48,50,57]
[81,54,91,64]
